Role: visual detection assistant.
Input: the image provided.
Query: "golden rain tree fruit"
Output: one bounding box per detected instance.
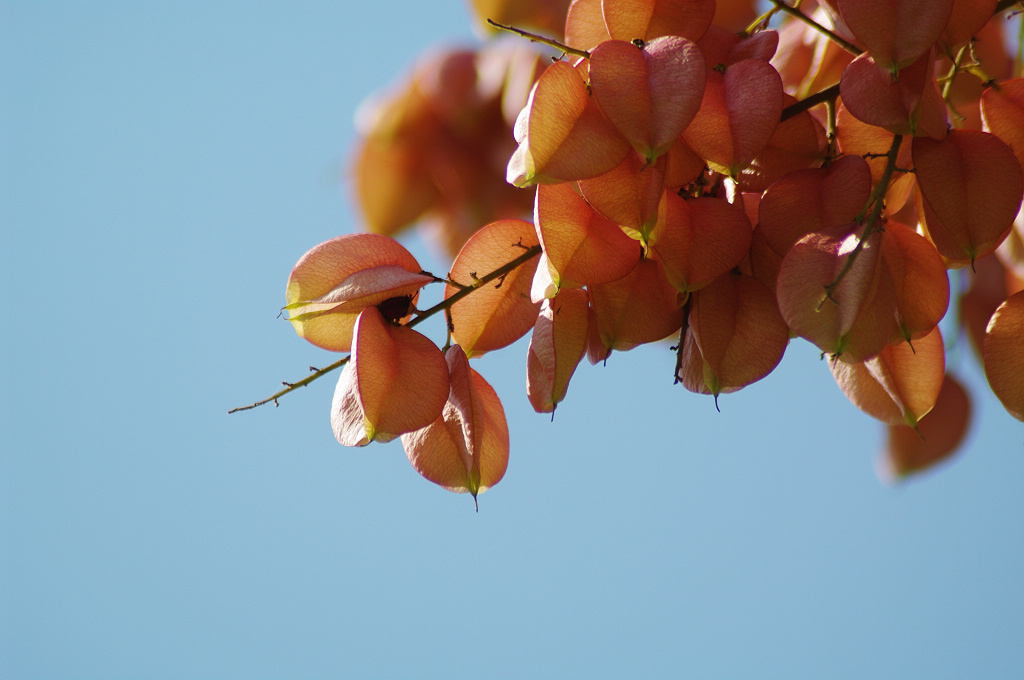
[402,345,510,507]
[284,233,432,352]
[331,307,450,447]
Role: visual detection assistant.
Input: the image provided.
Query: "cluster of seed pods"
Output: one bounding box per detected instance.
[285,0,1024,501]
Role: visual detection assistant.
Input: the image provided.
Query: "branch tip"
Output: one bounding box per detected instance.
[485,19,590,59]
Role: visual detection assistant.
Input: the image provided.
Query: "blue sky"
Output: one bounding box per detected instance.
[3,2,1023,678]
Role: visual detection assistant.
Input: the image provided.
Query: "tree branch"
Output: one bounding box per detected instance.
[229,244,543,414]
[781,84,840,122]
[228,357,349,413]
[486,19,590,59]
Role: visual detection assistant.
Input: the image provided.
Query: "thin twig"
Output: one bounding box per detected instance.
[407,245,542,329]
[486,19,590,59]
[672,295,692,385]
[228,356,349,413]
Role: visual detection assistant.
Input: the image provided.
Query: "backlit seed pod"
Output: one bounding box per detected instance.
[506,60,631,187]
[527,288,590,413]
[995,208,1024,280]
[697,24,779,67]
[880,221,949,342]
[830,326,945,428]
[402,345,509,506]
[734,93,827,193]
[602,0,715,44]
[648,194,753,294]
[839,51,948,140]
[331,307,450,447]
[677,273,789,402]
[589,258,685,355]
[834,104,916,214]
[914,129,1024,267]
[880,374,971,482]
[836,0,954,72]
[530,251,560,303]
[683,59,784,177]
[578,150,667,240]
[776,223,899,361]
[772,13,854,100]
[662,136,705,190]
[937,16,1012,132]
[981,78,1024,171]
[585,292,609,365]
[958,254,1023,361]
[352,45,538,254]
[565,0,716,51]
[589,37,706,163]
[983,290,1024,421]
[444,219,542,357]
[534,182,641,290]
[938,0,998,55]
[708,0,760,32]
[352,136,439,237]
[751,154,872,291]
[563,0,608,52]
[284,233,433,352]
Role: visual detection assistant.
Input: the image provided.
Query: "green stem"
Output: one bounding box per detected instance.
[817,134,903,310]
[1016,5,1024,79]
[940,43,970,100]
[940,43,972,125]
[228,357,350,413]
[742,3,783,37]
[228,244,542,414]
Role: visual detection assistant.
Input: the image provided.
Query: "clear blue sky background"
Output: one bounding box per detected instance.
[3,2,1023,678]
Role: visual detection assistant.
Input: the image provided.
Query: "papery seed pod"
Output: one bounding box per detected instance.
[331,307,450,447]
[402,345,510,506]
[284,233,432,352]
